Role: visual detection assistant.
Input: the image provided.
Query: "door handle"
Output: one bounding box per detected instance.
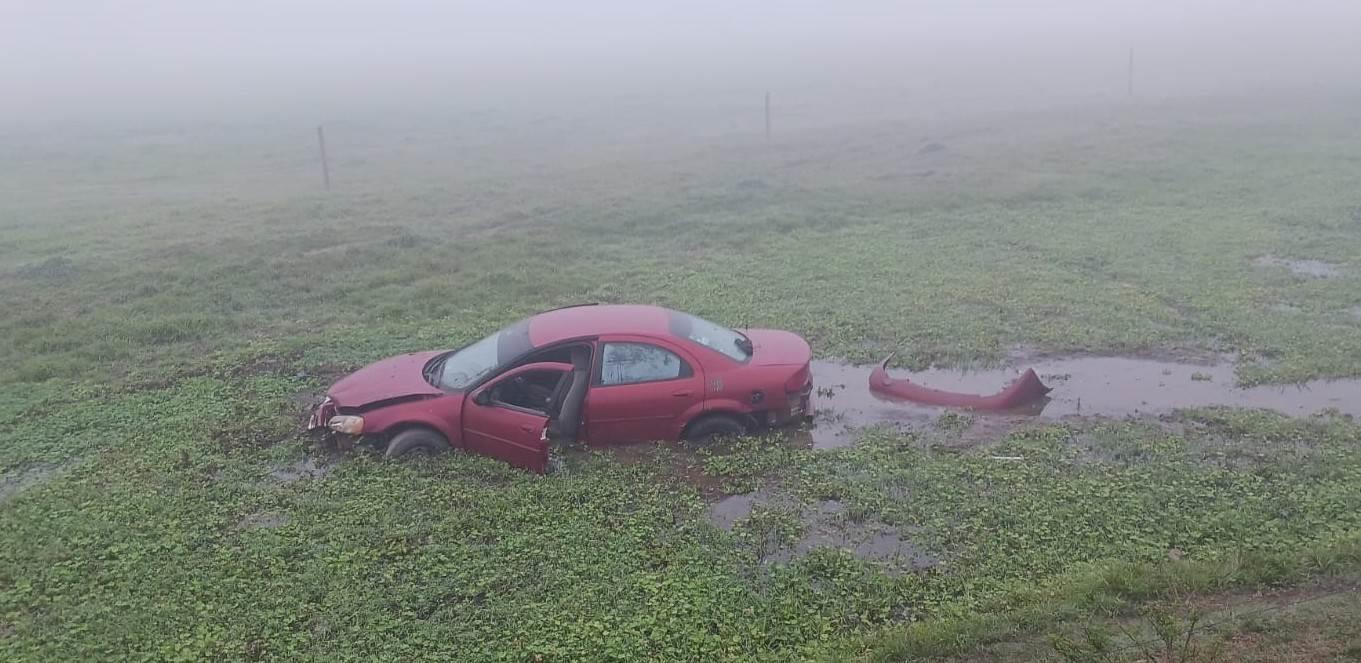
[520,424,536,433]
[671,390,693,397]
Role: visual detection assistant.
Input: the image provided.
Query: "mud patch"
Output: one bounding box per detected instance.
[236,511,291,530]
[588,442,726,498]
[14,255,79,281]
[268,456,336,483]
[1254,255,1341,278]
[791,415,920,451]
[953,416,1029,448]
[708,490,775,531]
[0,463,70,503]
[767,499,937,571]
[808,357,1361,440]
[291,388,326,414]
[712,492,937,572]
[300,239,384,259]
[708,494,754,530]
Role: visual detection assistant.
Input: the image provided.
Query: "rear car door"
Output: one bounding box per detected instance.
[583,337,704,445]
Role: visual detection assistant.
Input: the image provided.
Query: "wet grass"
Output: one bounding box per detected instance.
[6,103,1361,389]
[4,98,1361,659]
[930,578,1361,662]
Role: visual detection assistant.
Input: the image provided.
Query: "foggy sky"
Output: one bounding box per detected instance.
[6,1,1361,127]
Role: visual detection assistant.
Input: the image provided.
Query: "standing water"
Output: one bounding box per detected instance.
[802,357,1361,449]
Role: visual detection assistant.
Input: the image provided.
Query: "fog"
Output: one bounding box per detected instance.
[6,0,1361,131]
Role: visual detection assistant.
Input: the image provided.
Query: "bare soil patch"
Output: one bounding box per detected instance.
[0,462,71,504]
[268,456,337,483]
[1254,254,1342,278]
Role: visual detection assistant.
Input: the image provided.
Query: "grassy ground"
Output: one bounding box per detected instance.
[3,96,1361,660]
[931,578,1361,662]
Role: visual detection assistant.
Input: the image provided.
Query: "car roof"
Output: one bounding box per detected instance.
[527,304,674,347]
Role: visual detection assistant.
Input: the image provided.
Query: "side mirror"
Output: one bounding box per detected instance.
[473,389,492,406]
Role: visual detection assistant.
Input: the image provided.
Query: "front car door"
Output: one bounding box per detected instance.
[582,337,704,445]
[461,363,564,472]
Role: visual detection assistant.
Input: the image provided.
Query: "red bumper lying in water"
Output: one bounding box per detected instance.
[868,354,1052,411]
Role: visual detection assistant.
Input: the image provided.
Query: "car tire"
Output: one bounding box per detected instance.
[682,414,748,446]
[385,428,449,459]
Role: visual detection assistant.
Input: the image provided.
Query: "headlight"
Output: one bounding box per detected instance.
[327,415,365,435]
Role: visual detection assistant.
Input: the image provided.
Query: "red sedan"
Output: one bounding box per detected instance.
[308,304,813,472]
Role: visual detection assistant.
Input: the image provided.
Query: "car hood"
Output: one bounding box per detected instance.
[328,350,446,407]
[745,329,812,366]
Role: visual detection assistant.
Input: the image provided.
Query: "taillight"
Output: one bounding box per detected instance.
[784,365,811,394]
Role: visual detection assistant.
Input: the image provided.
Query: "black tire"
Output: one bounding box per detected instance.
[384,428,449,459]
[682,414,747,446]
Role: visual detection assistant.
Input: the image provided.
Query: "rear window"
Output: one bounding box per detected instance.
[668,311,750,362]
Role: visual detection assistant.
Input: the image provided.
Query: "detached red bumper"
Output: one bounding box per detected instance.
[869,354,1051,411]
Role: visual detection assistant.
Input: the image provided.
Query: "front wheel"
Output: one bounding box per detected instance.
[385,428,449,459]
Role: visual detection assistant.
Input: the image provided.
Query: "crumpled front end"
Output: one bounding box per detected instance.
[307,396,338,431]
[306,396,368,450]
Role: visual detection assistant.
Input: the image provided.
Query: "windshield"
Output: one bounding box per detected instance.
[434,318,533,389]
[668,311,751,362]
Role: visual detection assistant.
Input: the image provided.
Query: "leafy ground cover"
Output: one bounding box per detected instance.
[3,97,1361,660]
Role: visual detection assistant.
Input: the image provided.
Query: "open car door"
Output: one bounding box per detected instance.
[461,349,590,473]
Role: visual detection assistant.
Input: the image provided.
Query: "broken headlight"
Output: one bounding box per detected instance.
[327,415,365,435]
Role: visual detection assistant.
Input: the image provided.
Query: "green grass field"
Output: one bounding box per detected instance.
[4,97,1361,661]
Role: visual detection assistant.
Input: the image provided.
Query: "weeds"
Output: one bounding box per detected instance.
[4,102,1361,660]
[1052,603,1226,663]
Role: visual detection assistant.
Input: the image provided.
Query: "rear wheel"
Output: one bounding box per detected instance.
[682,414,748,446]
[385,428,449,459]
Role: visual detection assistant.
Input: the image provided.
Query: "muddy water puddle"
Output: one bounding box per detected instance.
[708,493,936,571]
[268,456,336,483]
[0,462,71,504]
[236,511,292,530]
[708,491,764,531]
[803,357,1361,448]
[575,442,729,498]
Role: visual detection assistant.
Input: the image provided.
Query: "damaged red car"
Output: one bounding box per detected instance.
[308,304,813,472]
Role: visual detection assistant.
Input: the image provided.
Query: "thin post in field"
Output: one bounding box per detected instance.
[764,91,771,140]
[317,125,331,191]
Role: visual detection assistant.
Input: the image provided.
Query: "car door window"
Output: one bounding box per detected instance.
[599,342,689,386]
[489,369,565,414]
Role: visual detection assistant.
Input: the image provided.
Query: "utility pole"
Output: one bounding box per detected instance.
[764,92,771,140]
[317,125,331,191]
